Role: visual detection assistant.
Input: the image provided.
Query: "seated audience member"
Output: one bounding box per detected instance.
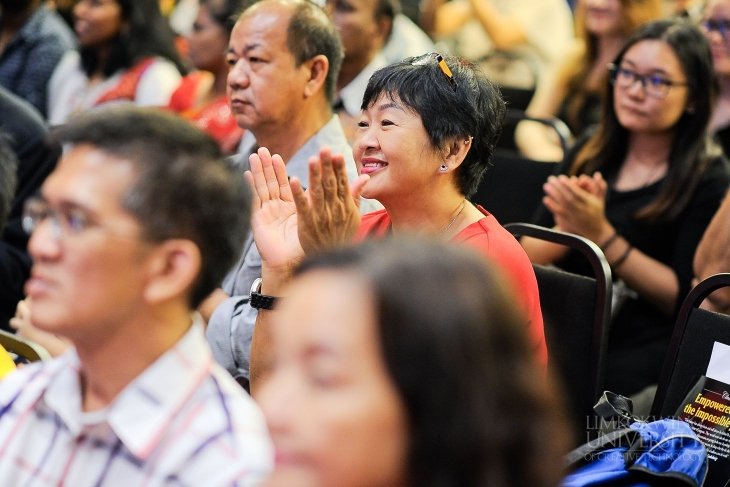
[330,0,396,142]
[168,0,244,154]
[701,0,730,155]
[47,0,184,125]
[419,0,574,82]
[259,239,569,487]
[244,53,546,390]
[0,0,75,117]
[693,190,730,314]
[0,86,59,330]
[0,106,272,484]
[522,19,730,397]
[204,0,377,385]
[515,0,662,161]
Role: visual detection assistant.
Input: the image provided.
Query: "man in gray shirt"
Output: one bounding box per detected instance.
[205,0,378,386]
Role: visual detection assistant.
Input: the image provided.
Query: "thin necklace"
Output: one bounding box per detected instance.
[442,199,466,235]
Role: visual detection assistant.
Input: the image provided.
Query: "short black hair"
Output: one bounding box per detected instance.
[295,239,568,487]
[53,106,250,308]
[285,0,344,102]
[362,54,505,197]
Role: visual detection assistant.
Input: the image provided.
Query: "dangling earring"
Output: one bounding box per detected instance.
[439,163,448,173]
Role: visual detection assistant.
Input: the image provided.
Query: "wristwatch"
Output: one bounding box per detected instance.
[249,278,278,310]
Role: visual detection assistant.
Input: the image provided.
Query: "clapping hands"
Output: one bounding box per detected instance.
[245,146,370,271]
[542,172,613,242]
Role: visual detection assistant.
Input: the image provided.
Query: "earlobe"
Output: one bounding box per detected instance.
[143,240,201,305]
[303,55,329,98]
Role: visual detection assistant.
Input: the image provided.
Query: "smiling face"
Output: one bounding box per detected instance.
[25,144,155,342]
[226,3,311,134]
[612,39,690,135]
[73,0,124,48]
[257,269,409,487]
[353,94,444,203]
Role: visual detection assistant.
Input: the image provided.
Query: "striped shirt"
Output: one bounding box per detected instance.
[0,323,273,486]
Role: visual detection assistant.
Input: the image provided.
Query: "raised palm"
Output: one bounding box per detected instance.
[245,148,304,269]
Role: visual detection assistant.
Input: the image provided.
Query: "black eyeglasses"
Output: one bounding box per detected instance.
[608,63,688,99]
[411,52,457,90]
[700,18,730,43]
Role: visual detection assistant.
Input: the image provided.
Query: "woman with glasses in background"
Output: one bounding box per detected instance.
[701,0,730,155]
[243,53,547,390]
[515,0,663,162]
[522,18,730,400]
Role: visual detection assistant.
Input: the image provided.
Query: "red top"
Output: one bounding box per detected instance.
[355,206,547,366]
[95,57,156,105]
[168,72,244,154]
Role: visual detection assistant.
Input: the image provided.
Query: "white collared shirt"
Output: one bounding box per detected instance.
[0,322,273,486]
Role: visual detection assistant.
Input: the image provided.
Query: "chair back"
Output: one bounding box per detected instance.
[472,110,570,224]
[472,152,558,225]
[506,223,612,443]
[0,329,51,363]
[651,273,730,418]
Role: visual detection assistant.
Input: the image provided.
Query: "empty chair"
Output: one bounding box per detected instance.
[507,223,612,444]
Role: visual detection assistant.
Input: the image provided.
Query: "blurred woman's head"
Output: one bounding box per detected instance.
[356,54,505,201]
[701,0,730,77]
[257,239,568,487]
[73,0,124,48]
[187,0,244,73]
[75,0,183,77]
[576,18,716,220]
[577,0,661,40]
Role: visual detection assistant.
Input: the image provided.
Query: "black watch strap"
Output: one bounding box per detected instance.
[249,278,278,310]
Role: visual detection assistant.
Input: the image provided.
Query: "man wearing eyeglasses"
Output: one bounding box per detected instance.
[0,106,273,485]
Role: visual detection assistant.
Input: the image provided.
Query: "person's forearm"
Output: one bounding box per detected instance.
[249,309,271,398]
[469,0,527,50]
[604,236,679,315]
[520,235,569,265]
[425,0,470,37]
[248,261,295,397]
[515,122,564,162]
